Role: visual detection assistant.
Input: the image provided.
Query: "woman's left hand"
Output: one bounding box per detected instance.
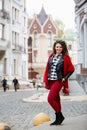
[62,78,65,82]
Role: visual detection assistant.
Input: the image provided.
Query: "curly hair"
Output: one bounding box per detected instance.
[53,40,69,55]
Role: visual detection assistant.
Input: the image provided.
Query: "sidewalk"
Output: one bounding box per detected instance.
[23,90,87,102]
[0,88,87,130]
[30,114,87,130]
[23,90,87,130]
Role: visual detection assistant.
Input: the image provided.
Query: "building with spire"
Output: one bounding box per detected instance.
[28,6,57,79]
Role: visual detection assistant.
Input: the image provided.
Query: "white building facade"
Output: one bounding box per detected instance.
[0,0,28,83]
[74,0,87,92]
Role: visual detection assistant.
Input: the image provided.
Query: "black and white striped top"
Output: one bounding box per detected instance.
[48,54,62,80]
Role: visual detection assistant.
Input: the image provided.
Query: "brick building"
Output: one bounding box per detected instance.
[28,6,57,79]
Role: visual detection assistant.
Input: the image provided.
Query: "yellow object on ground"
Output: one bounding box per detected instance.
[33,112,50,126]
[0,123,11,130]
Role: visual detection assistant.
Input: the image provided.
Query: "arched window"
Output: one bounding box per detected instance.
[34,31,38,47]
[34,51,38,63]
[47,32,52,47]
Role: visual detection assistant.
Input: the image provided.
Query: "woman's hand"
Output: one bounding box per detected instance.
[62,78,65,82]
[45,82,50,89]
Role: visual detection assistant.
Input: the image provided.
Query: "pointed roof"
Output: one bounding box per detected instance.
[37,6,47,25]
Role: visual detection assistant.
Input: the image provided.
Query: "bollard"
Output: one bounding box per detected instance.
[33,112,50,126]
[0,123,11,130]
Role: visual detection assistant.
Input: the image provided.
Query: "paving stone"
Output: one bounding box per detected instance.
[0,89,87,130]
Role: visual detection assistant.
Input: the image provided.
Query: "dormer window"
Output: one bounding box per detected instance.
[48,24,52,28]
[34,24,37,29]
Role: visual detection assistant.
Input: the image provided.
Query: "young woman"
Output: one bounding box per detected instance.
[43,40,75,125]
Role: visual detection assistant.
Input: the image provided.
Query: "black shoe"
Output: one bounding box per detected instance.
[50,112,65,126]
[55,112,65,125]
[50,112,57,126]
[50,120,57,126]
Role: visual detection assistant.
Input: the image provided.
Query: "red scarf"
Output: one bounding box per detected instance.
[43,54,75,94]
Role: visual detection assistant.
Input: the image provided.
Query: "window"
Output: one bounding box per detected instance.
[68,45,72,50]
[14,59,16,74]
[48,24,52,29]
[34,51,38,62]
[12,31,15,45]
[0,0,2,9]
[24,17,26,26]
[47,32,52,47]
[13,59,16,74]
[12,31,19,46]
[34,24,37,29]
[16,33,19,45]
[16,9,19,21]
[24,38,26,52]
[0,24,4,39]
[12,7,15,20]
[3,58,7,74]
[34,32,38,47]
[0,24,3,39]
[22,61,26,78]
[12,7,19,22]
[23,0,26,12]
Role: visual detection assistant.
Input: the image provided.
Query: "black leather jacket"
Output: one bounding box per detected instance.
[48,55,73,80]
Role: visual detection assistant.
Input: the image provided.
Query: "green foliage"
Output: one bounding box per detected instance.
[28,18,33,27]
[54,19,65,38]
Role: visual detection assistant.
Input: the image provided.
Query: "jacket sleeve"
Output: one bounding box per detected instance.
[43,61,48,84]
[64,55,75,76]
[64,71,74,80]
[62,55,75,95]
[43,53,53,89]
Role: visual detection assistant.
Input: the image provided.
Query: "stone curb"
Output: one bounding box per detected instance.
[30,114,87,130]
[23,92,87,102]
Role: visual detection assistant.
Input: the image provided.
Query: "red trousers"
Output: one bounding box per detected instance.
[47,80,62,112]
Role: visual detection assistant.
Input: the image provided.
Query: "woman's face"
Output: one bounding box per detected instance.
[55,43,63,54]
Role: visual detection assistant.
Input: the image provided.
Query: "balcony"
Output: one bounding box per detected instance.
[74,0,86,6]
[12,20,20,25]
[12,20,20,31]
[12,45,25,53]
[0,9,10,20]
[13,0,23,7]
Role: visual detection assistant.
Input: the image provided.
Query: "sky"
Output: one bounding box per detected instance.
[26,0,76,30]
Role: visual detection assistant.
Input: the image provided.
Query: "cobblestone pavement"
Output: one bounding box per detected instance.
[0,89,87,130]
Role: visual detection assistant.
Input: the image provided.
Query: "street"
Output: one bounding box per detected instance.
[0,89,87,130]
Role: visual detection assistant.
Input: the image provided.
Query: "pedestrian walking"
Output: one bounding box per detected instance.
[32,78,36,88]
[12,77,19,92]
[1,77,7,92]
[43,40,75,126]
